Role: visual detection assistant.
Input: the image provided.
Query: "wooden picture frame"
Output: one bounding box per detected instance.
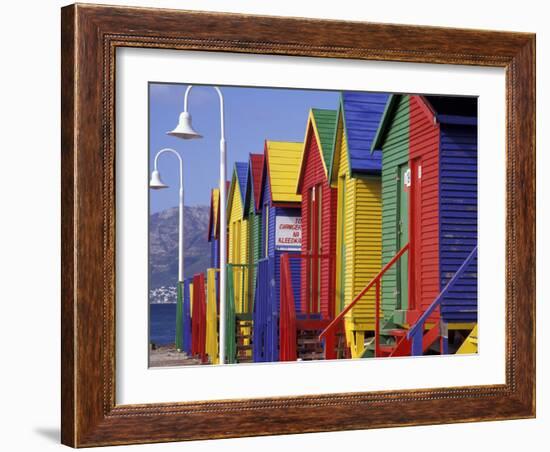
[61,3,535,447]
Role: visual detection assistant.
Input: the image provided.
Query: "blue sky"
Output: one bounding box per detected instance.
[149,83,340,213]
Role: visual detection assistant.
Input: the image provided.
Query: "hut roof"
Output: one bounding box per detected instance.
[246,153,265,213]
[207,188,220,242]
[371,94,477,152]
[424,95,478,125]
[296,108,338,192]
[331,91,389,177]
[227,161,249,219]
[264,140,303,204]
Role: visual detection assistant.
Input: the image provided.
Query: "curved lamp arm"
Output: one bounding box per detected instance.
[184,85,225,140]
[183,84,227,364]
[153,148,183,190]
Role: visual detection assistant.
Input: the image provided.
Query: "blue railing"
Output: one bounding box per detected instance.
[407,245,478,355]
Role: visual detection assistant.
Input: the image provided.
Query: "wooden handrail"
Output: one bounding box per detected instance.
[319,243,410,341]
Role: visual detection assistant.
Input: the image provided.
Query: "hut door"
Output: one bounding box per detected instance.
[409,158,422,311]
[308,184,322,314]
[397,163,410,311]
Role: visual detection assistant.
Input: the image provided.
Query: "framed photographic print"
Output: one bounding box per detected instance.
[61,3,535,447]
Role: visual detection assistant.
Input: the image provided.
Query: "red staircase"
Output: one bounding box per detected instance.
[319,244,478,358]
[319,243,410,358]
[279,253,348,361]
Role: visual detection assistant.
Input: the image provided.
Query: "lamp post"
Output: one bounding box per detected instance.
[149,148,185,352]
[167,85,227,365]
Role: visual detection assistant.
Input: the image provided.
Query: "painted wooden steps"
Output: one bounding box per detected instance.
[361,326,407,358]
[456,324,478,354]
[297,325,348,361]
[360,321,440,358]
[236,319,253,363]
[297,329,325,361]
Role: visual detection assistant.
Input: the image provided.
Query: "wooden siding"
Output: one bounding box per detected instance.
[439,122,478,323]
[246,154,264,310]
[250,154,265,213]
[342,91,389,174]
[254,166,302,362]
[408,95,441,324]
[380,96,410,321]
[208,188,220,268]
[205,268,219,364]
[299,126,337,319]
[351,178,382,326]
[263,144,302,310]
[311,109,338,172]
[248,198,261,309]
[265,141,303,204]
[333,100,383,357]
[334,115,353,316]
[228,167,250,313]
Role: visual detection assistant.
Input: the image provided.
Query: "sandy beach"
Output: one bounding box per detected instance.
[149,344,205,367]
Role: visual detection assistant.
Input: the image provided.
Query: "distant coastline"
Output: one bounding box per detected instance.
[149,285,177,304]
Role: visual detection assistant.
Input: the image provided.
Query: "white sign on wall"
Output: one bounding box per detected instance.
[275,215,302,250]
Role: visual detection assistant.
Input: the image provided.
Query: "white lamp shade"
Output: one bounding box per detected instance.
[149,170,169,189]
[167,112,203,139]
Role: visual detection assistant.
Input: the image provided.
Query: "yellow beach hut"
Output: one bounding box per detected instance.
[327,91,390,357]
[226,161,252,362]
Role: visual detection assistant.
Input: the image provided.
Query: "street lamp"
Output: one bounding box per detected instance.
[167,85,227,365]
[149,148,185,352]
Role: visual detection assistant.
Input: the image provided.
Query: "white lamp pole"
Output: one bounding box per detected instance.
[149,148,185,350]
[167,85,227,365]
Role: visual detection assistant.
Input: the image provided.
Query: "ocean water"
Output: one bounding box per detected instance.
[150,304,176,346]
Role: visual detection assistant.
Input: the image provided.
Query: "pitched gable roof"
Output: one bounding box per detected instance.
[227,161,249,219]
[372,94,441,152]
[247,153,264,213]
[207,188,220,242]
[296,108,338,192]
[311,109,338,167]
[264,140,303,204]
[234,161,248,204]
[337,91,389,175]
[424,95,478,125]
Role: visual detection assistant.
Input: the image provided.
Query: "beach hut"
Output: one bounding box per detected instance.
[205,268,219,364]
[370,94,478,355]
[279,109,339,361]
[324,91,389,358]
[244,153,265,312]
[253,140,303,362]
[226,161,252,363]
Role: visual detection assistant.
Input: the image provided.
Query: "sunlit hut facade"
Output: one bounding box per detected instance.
[227,161,252,314]
[205,187,223,364]
[295,109,339,359]
[328,91,389,358]
[253,140,303,362]
[371,94,478,353]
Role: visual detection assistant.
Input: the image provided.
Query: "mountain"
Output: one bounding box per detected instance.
[149,205,210,292]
